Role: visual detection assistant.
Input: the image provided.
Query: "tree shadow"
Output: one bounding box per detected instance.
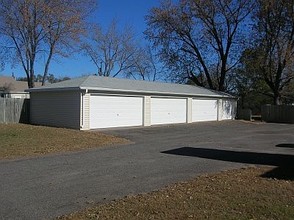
[161,147,294,180]
[260,166,294,180]
[276,143,294,149]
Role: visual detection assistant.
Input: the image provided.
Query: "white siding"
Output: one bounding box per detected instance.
[9,93,30,99]
[192,99,218,122]
[221,99,237,120]
[30,89,236,130]
[81,93,90,130]
[151,98,187,125]
[143,96,151,126]
[90,95,143,129]
[187,98,192,123]
[30,91,81,129]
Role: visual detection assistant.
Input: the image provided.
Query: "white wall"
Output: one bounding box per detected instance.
[81,93,90,130]
[219,99,237,120]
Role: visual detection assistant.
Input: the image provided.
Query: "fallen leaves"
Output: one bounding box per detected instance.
[58,166,294,220]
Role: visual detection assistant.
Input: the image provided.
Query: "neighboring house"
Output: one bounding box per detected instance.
[27,76,237,130]
[0,76,41,98]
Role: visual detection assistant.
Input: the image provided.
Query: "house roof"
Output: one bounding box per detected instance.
[27,75,235,98]
[0,76,42,93]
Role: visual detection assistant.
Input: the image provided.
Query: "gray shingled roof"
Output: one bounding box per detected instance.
[27,75,235,98]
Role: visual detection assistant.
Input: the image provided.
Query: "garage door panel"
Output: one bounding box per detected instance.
[90,95,143,129]
[192,99,218,122]
[151,98,186,125]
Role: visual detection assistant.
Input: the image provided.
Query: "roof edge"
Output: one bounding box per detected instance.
[83,87,236,98]
[26,87,83,92]
[25,81,236,99]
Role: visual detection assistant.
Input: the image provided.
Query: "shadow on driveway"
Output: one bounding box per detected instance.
[276,143,294,149]
[161,147,294,180]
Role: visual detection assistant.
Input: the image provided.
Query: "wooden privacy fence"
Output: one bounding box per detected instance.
[0,98,30,123]
[261,104,294,124]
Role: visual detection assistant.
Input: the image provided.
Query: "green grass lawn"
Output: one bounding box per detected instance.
[58,166,294,220]
[0,123,129,160]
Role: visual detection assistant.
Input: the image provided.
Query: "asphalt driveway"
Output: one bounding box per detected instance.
[1,121,294,219]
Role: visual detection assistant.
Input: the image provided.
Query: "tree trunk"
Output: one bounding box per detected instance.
[26,70,35,88]
[218,71,226,91]
[30,67,35,88]
[42,46,54,86]
[188,72,204,87]
[273,92,281,105]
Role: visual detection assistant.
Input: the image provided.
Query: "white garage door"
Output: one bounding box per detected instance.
[221,100,233,120]
[192,99,218,122]
[151,98,187,125]
[90,95,143,129]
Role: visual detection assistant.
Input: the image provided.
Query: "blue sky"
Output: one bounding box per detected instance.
[1,0,160,79]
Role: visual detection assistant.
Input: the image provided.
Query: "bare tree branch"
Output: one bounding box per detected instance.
[82,21,139,78]
[145,0,254,91]
[0,0,96,87]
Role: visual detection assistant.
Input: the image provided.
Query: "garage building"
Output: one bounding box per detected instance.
[28,76,237,130]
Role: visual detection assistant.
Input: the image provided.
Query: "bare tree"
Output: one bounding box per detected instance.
[126,45,164,81]
[251,0,294,105]
[0,0,95,88]
[145,0,254,91]
[82,21,137,77]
